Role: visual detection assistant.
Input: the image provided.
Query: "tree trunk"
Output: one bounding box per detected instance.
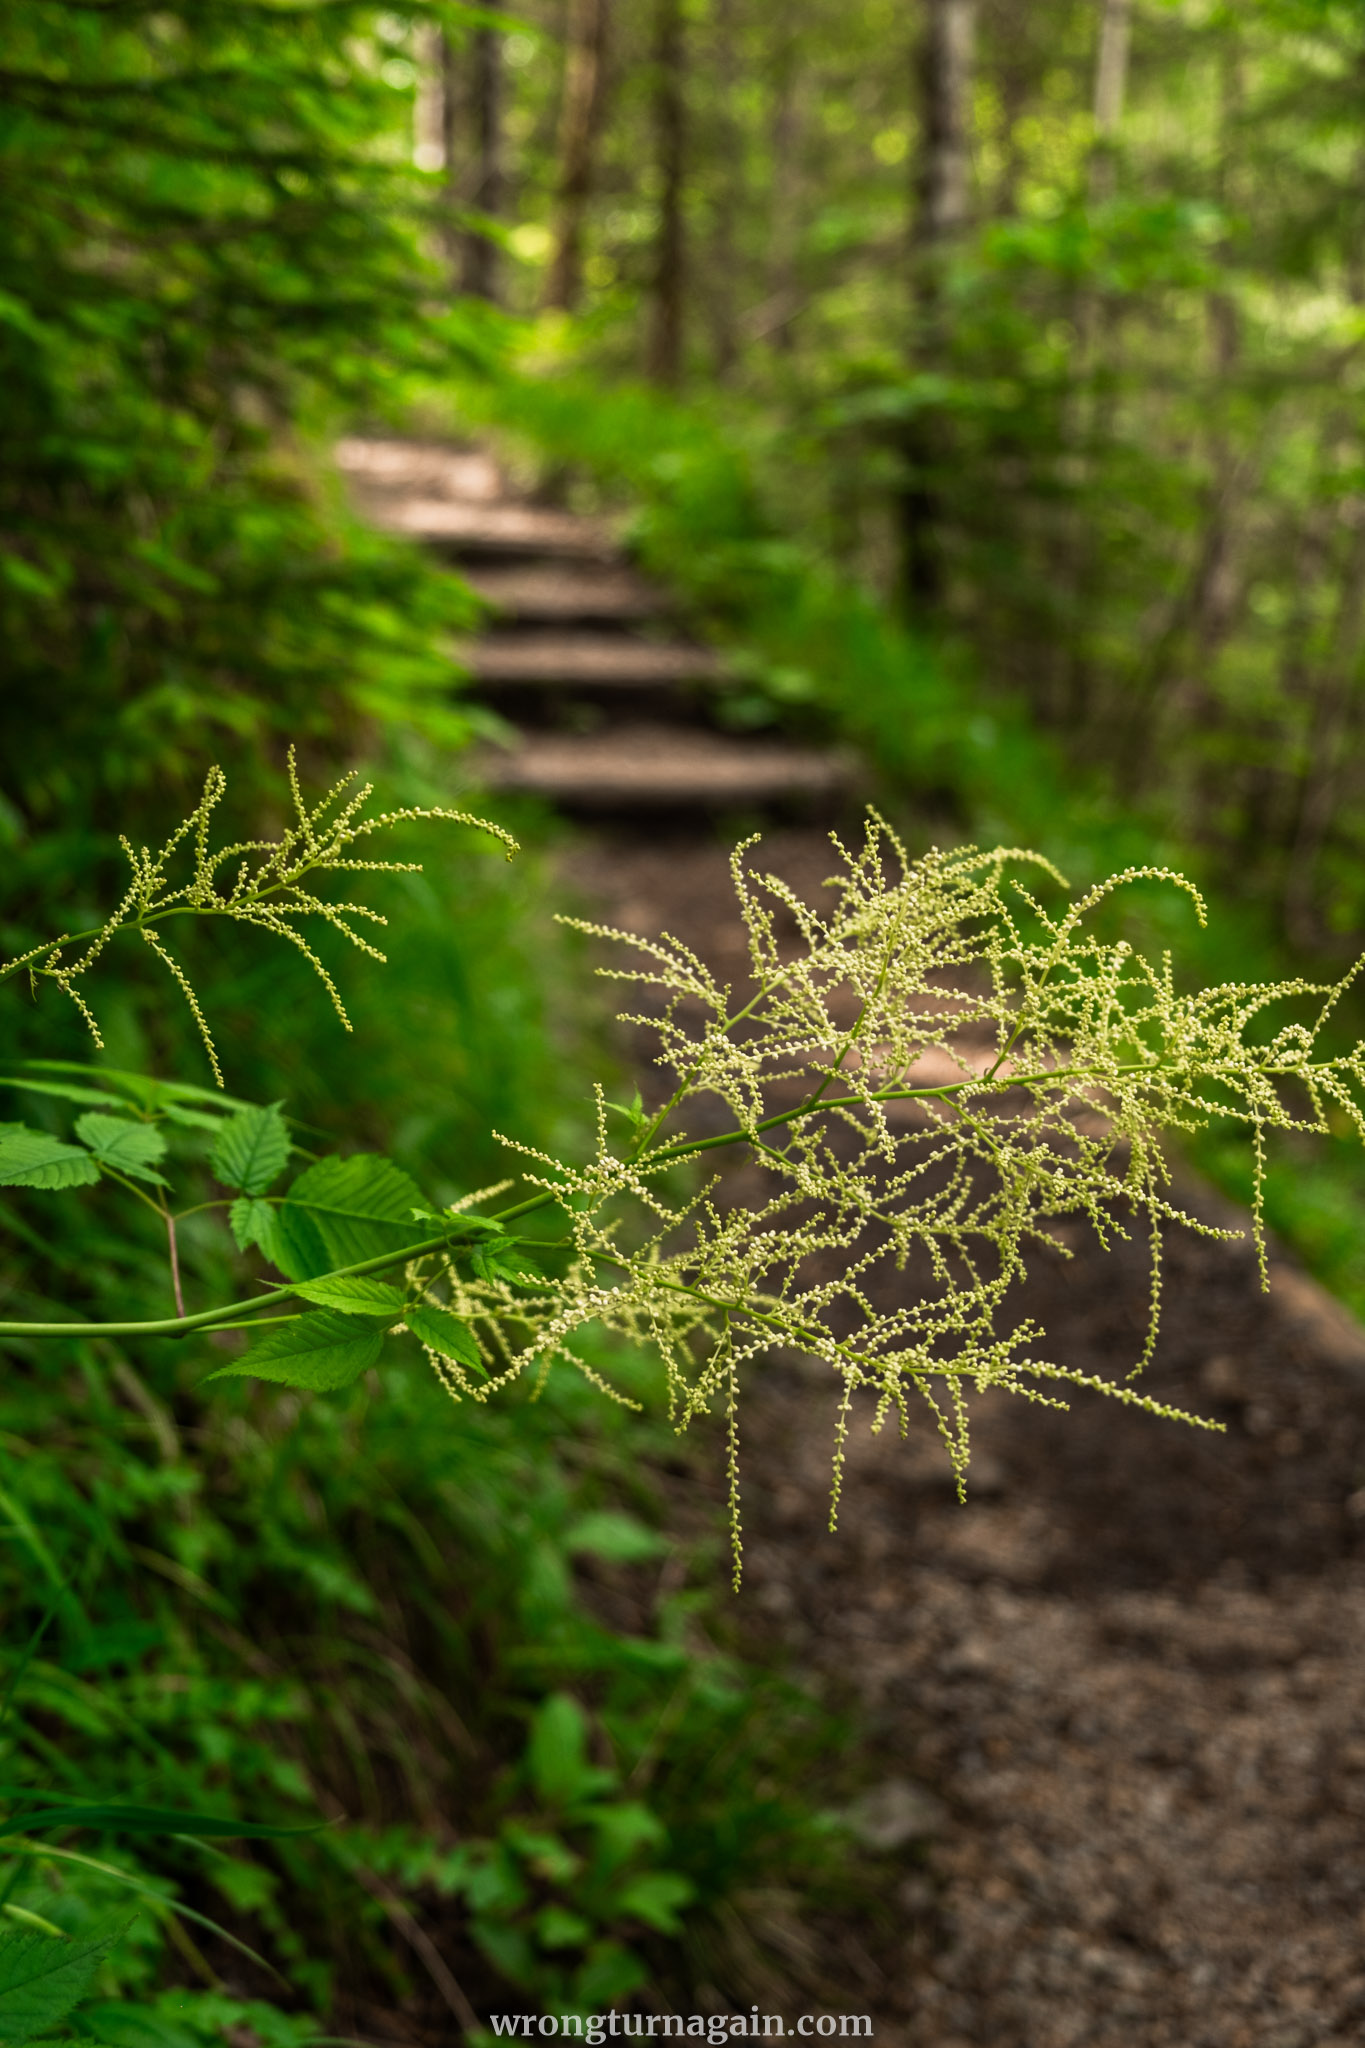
[645,0,686,385]
[462,28,503,303]
[899,0,975,610]
[1283,505,1365,948]
[706,0,740,378]
[765,31,802,353]
[916,0,975,245]
[544,0,612,312]
[1089,0,1130,202]
[439,32,461,282]
[1093,0,1131,136]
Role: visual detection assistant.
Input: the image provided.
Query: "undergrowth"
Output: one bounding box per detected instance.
[0,750,859,2041]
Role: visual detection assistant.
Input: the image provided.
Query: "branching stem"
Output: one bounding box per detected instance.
[0,1049,1330,1345]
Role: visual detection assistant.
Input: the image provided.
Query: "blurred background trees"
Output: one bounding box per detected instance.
[437,0,1365,950]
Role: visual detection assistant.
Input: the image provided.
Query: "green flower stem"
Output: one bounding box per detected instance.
[0,1053,1296,1345]
[0,1233,463,1340]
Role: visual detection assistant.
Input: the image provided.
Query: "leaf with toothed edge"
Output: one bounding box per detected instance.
[291,1276,403,1316]
[406,1305,486,1373]
[209,1102,291,1196]
[0,1126,100,1191]
[0,1916,134,2043]
[73,1114,168,1185]
[272,1153,426,1279]
[228,1195,279,1259]
[206,1310,384,1391]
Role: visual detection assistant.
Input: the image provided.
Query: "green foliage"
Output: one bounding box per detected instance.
[0,1917,133,2044]
[72,1117,168,1186]
[373,1688,701,2011]
[484,0,1365,945]
[209,1106,291,1201]
[272,1154,429,1280]
[0,757,857,2037]
[0,1130,101,1193]
[0,0,497,844]
[406,1303,486,1370]
[212,1310,389,1392]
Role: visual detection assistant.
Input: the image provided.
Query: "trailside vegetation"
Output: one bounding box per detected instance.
[8,772,1365,1565]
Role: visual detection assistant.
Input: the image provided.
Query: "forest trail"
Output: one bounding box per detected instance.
[348,440,1365,2048]
[336,437,851,810]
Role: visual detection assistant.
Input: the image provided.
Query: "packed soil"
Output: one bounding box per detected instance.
[560,823,1365,2048]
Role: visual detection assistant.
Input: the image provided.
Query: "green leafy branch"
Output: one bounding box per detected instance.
[5,787,1365,1581]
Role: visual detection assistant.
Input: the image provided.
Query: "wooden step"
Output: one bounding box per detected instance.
[478,723,854,808]
[464,565,658,622]
[461,634,721,689]
[336,436,505,502]
[371,496,612,559]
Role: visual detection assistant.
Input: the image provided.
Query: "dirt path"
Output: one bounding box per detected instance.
[563,828,1365,2048]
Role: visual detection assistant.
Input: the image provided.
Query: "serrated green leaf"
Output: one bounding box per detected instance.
[273,1154,424,1280]
[0,1126,100,1191]
[209,1103,290,1196]
[73,1114,168,1185]
[228,1196,278,1258]
[206,1311,383,1391]
[291,1276,403,1317]
[0,1915,133,2044]
[471,1239,542,1287]
[405,1305,487,1373]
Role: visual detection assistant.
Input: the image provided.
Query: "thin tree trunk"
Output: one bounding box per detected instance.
[1055,0,1133,728]
[706,0,740,378]
[1093,0,1131,135]
[1089,0,1130,200]
[462,28,503,302]
[544,0,611,312]
[765,30,801,353]
[899,0,975,610]
[439,31,461,283]
[917,0,975,244]
[1116,35,1250,777]
[645,0,686,384]
[1283,507,1365,947]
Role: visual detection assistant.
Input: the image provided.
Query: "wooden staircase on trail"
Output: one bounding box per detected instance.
[336,436,855,812]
